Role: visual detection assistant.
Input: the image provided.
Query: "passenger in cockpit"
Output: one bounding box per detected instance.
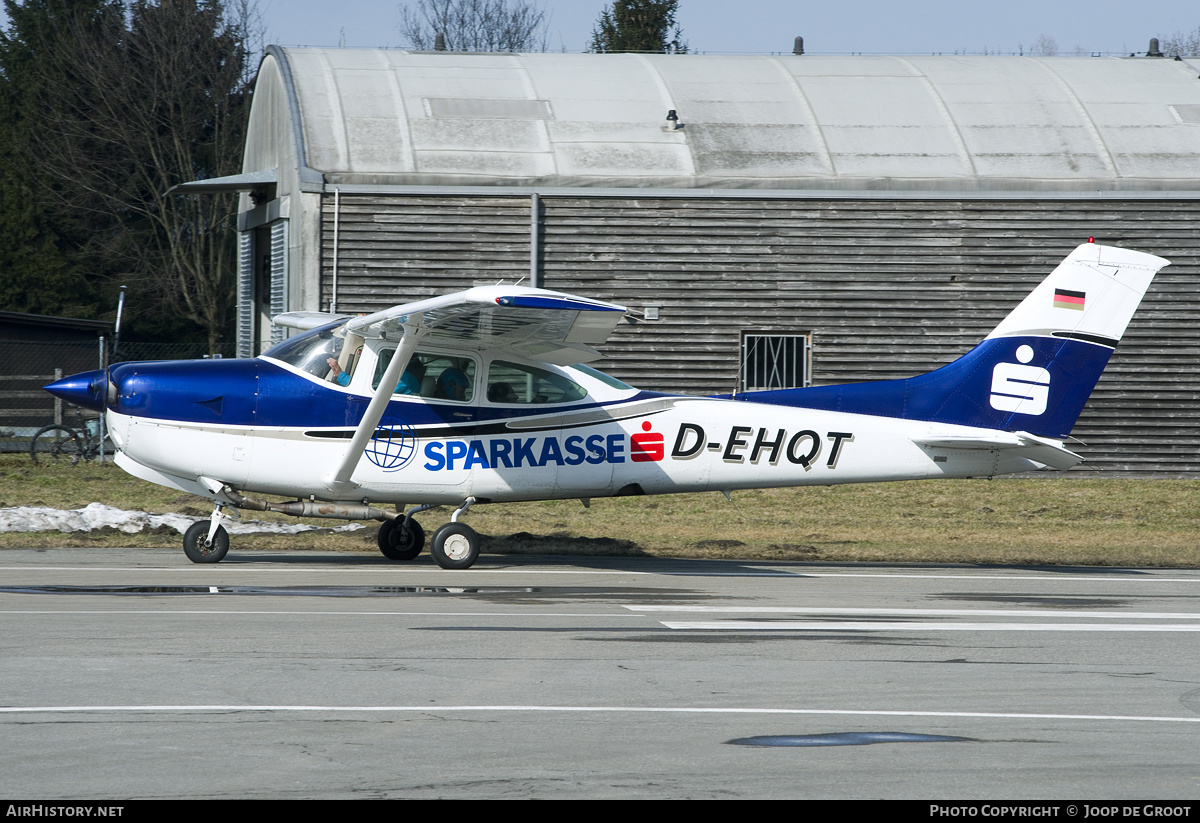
[488,381,519,403]
[436,363,471,400]
[395,358,426,395]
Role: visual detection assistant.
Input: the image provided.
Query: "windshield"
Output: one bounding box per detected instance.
[262,321,348,378]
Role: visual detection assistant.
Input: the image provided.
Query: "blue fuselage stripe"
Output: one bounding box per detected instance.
[106,359,663,430]
[727,336,1110,439]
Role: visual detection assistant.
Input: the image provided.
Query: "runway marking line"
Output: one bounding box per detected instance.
[0,609,639,618]
[626,606,1200,619]
[660,621,1200,632]
[622,605,1200,632]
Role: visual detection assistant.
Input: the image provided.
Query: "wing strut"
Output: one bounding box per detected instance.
[322,327,426,495]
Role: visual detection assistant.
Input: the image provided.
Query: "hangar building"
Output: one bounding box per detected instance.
[205,47,1200,474]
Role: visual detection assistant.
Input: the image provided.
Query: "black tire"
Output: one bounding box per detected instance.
[183,521,229,564]
[430,522,480,570]
[30,425,84,466]
[377,517,425,561]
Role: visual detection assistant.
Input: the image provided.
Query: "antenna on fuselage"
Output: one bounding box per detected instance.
[732,334,758,401]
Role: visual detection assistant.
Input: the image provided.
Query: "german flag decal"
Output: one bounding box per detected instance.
[1053,288,1086,311]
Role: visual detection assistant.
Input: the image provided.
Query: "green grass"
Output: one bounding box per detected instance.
[2,454,1198,567]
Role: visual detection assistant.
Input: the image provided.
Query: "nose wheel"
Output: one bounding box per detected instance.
[183,520,229,563]
[182,503,237,563]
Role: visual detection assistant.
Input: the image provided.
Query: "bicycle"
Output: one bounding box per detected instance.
[29,415,107,466]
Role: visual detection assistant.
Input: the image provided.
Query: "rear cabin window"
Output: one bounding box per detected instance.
[486,360,587,404]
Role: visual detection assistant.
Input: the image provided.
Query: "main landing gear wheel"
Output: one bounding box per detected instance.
[183,521,229,564]
[377,517,425,561]
[431,522,480,570]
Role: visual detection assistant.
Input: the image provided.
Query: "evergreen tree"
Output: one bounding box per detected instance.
[588,0,687,54]
[0,0,112,319]
[0,0,256,353]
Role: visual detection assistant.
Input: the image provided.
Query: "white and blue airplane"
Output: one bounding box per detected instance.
[45,241,1168,569]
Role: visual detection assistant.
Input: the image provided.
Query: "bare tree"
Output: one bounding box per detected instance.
[1157,26,1200,57]
[398,0,547,52]
[1029,34,1058,56]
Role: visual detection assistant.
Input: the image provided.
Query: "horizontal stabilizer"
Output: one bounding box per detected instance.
[912,431,1083,470]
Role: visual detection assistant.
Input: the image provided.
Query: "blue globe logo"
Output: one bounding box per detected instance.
[365,416,419,471]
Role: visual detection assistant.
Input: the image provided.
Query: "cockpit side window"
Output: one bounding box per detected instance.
[486,360,587,404]
[373,349,476,402]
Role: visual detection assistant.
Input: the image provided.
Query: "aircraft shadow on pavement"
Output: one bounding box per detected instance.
[212,543,1161,577]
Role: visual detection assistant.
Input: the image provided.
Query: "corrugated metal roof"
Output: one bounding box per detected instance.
[246,47,1200,192]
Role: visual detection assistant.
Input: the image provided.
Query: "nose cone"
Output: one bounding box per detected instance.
[44,369,110,412]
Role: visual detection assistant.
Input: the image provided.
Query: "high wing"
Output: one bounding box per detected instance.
[306,285,628,494]
[273,310,352,331]
[341,285,627,366]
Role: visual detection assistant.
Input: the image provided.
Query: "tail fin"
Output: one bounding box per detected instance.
[740,243,1169,439]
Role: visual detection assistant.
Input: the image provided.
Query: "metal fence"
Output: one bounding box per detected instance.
[0,339,209,455]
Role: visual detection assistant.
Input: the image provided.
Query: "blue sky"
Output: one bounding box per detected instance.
[259,0,1198,55]
[0,1,1194,55]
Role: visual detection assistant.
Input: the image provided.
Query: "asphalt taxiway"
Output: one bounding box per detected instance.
[3,547,1199,799]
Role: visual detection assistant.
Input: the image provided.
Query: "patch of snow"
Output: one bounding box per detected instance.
[0,503,365,535]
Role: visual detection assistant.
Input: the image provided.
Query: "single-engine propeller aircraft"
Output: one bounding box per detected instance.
[46,242,1167,569]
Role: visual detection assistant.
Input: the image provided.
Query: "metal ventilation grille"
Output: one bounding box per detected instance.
[269,221,289,345]
[236,232,254,358]
[741,333,812,392]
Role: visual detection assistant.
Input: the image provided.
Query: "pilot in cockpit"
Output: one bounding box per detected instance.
[328,355,425,395]
[326,356,352,386]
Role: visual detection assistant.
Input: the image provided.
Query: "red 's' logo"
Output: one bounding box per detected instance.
[630,421,665,462]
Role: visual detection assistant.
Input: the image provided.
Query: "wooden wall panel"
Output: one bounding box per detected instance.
[321,194,1200,475]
